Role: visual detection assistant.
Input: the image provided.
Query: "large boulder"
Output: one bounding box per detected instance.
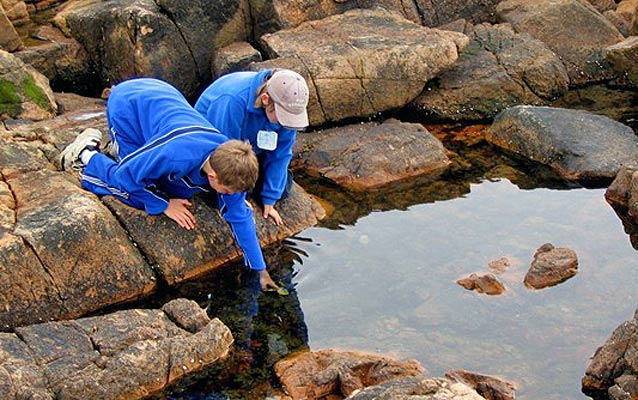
[414,0,504,26]
[250,0,421,37]
[496,0,625,85]
[14,25,96,94]
[486,106,638,180]
[0,3,21,52]
[0,0,28,25]
[582,309,638,399]
[53,0,251,98]
[606,36,638,88]
[413,22,569,121]
[0,49,57,120]
[605,165,638,220]
[0,298,233,400]
[292,119,451,191]
[103,181,324,285]
[259,8,468,126]
[0,140,156,328]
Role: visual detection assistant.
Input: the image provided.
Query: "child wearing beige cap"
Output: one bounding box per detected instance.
[195,69,310,225]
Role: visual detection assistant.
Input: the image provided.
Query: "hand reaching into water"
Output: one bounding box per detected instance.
[259,269,279,291]
[164,199,196,230]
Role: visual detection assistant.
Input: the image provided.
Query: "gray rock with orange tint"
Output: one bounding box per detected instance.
[456,273,506,295]
[446,369,517,400]
[346,376,487,400]
[413,22,569,121]
[53,0,251,98]
[605,165,638,220]
[606,36,638,88]
[523,243,578,289]
[0,299,233,400]
[487,106,638,180]
[582,309,638,399]
[496,0,624,85]
[259,8,468,125]
[293,119,450,191]
[0,50,57,120]
[275,349,425,399]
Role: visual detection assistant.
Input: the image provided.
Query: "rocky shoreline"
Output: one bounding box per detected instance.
[2,0,638,399]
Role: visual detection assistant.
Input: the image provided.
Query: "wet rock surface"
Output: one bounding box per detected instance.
[274,349,425,399]
[0,298,233,400]
[487,105,638,180]
[293,119,451,191]
[523,243,578,289]
[346,376,487,400]
[446,369,516,400]
[583,309,638,399]
[456,273,506,295]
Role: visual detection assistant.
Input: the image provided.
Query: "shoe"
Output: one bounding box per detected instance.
[59,128,102,171]
[102,139,119,160]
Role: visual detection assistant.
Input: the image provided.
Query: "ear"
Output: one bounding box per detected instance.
[260,92,271,106]
[207,169,217,179]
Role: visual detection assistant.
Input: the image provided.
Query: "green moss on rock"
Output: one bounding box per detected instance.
[22,76,52,112]
[0,79,21,116]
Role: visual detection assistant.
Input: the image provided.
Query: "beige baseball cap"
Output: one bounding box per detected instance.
[266,70,309,129]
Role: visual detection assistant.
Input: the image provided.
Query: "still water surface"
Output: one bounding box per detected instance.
[290,178,638,400]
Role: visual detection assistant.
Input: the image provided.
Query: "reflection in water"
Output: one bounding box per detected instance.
[292,179,638,400]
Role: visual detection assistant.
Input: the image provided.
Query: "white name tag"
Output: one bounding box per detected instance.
[257,130,278,151]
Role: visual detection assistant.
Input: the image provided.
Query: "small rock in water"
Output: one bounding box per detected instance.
[457,273,506,295]
[524,243,578,289]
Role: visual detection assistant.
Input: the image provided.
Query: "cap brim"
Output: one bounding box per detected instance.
[274,103,309,130]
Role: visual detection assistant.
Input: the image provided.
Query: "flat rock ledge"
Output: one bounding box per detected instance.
[487,105,638,180]
[0,298,234,400]
[0,103,325,330]
[292,119,451,191]
[583,309,638,399]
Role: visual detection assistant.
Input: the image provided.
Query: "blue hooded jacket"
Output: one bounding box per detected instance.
[195,70,297,206]
[81,78,266,270]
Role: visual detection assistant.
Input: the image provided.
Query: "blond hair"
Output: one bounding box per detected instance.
[208,140,258,192]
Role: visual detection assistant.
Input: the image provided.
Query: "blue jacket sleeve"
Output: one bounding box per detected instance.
[260,129,296,206]
[218,192,267,271]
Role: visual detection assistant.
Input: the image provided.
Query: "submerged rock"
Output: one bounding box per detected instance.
[274,349,424,399]
[0,298,233,400]
[523,243,578,289]
[456,273,506,295]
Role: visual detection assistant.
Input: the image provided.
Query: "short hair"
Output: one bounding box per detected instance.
[208,140,258,193]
